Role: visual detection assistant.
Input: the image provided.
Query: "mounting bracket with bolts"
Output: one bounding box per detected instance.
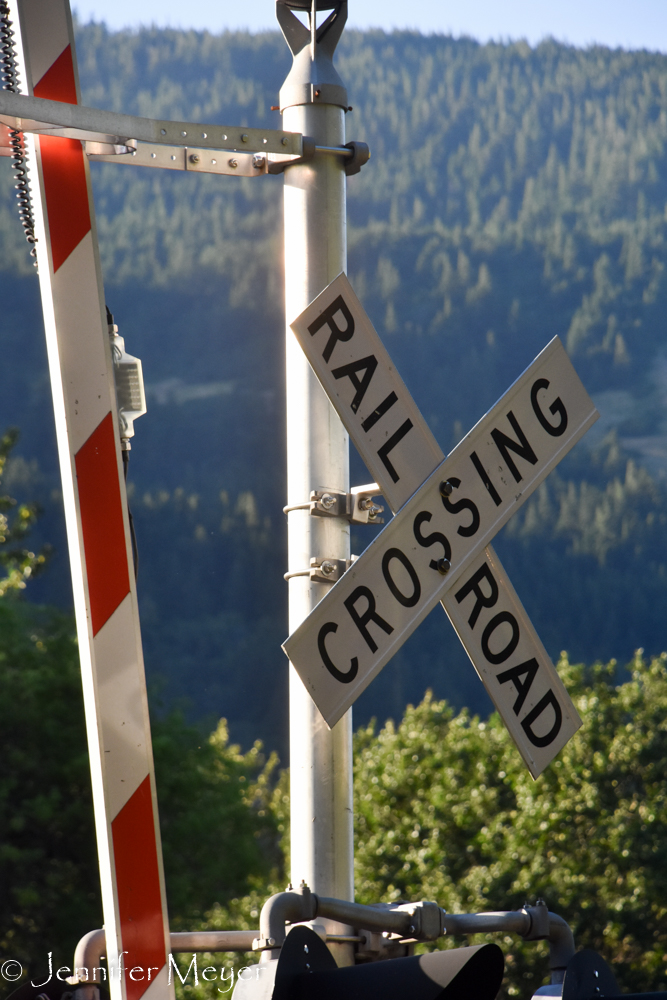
[284,483,384,524]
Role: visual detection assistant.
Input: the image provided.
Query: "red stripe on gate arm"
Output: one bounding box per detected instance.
[33,46,91,272]
[112,777,167,1000]
[75,413,130,635]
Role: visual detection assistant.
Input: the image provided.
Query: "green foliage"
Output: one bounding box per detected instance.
[0,429,48,596]
[152,714,281,925]
[354,654,667,995]
[0,601,281,996]
[0,601,99,981]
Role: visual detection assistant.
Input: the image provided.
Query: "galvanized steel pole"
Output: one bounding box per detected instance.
[278,0,354,962]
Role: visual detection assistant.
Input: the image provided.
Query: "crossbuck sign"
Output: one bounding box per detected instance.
[283,274,599,777]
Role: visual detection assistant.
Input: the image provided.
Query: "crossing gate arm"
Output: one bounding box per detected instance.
[6,1,174,998]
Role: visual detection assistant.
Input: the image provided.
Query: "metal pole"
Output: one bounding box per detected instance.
[278,0,353,963]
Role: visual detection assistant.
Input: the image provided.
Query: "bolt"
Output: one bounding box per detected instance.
[408,925,416,935]
[300,879,309,888]
[228,158,238,169]
[359,497,374,510]
[439,480,453,497]
[267,937,275,947]
[253,154,265,169]
[281,136,289,145]
[320,493,336,509]
[305,963,311,971]
[241,133,249,142]
[181,130,187,137]
[436,557,451,575]
[303,945,309,954]
[314,88,321,97]
[189,154,200,164]
[320,561,335,576]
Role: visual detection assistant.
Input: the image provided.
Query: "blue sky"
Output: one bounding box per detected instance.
[72,0,667,52]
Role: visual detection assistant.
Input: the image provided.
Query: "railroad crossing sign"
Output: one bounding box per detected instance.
[283,273,598,776]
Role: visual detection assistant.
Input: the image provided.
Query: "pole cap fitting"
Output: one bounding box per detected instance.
[276,1,348,111]
[278,0,338,7]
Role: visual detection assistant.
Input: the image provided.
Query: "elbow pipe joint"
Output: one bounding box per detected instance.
[518,902,575,984]
[257,889,318,959]
[546,913,576,983]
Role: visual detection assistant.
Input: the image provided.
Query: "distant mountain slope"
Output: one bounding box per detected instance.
[1,26,666,756]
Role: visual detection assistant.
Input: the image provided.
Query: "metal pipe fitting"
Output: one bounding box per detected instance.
[258,890,317,959]
[546,913,576,983]
[316,896,411,935]
[255,896,575,983]
[171,931,259,952]
[442,909,575,985]
[73,929,106,981]
[73,928,261,981]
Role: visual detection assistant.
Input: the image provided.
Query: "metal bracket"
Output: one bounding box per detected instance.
[87,140,272,177]
[0,88,301,154]
[344,140,371,176]
[312,483,384,524]
[284,483,384,524]
[267,138,369,175]
[394,901,445,941]
[284,555,358,583]
[0,92,370,179]
[521,899,551,941]
[86,136,368,178]
[267,135,316,174]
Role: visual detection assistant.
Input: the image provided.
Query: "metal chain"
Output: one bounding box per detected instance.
[0,0,38,264]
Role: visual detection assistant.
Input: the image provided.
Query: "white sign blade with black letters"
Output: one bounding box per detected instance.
[291,272,444,512]
[283,334,598,728]
[442,546,581,778]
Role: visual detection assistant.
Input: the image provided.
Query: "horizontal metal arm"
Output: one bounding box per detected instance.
[255,890,574,981]
[443,909,574,983]
[86,139,362,178]
[0,88,301,155]
[73,928,260,975]
[74,900,574,985]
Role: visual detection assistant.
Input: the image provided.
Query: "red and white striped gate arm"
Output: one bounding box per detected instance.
[7,3,172,998]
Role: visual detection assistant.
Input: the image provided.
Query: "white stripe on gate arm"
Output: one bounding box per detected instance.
[283,335,598,729]
[442,546,582,778]
[290,272,444,512]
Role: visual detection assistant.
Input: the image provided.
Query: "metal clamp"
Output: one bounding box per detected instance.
[266,137,368,175]
[284,483,384,524]
[521,899,551,940]
[267,135,316,174]
[284,555,358,583]
[343,140,371,176]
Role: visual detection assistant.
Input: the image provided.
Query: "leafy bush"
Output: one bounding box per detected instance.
[354,654,667,995]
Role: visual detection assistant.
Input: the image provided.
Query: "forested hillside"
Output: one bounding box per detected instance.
[1,25,667,754]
